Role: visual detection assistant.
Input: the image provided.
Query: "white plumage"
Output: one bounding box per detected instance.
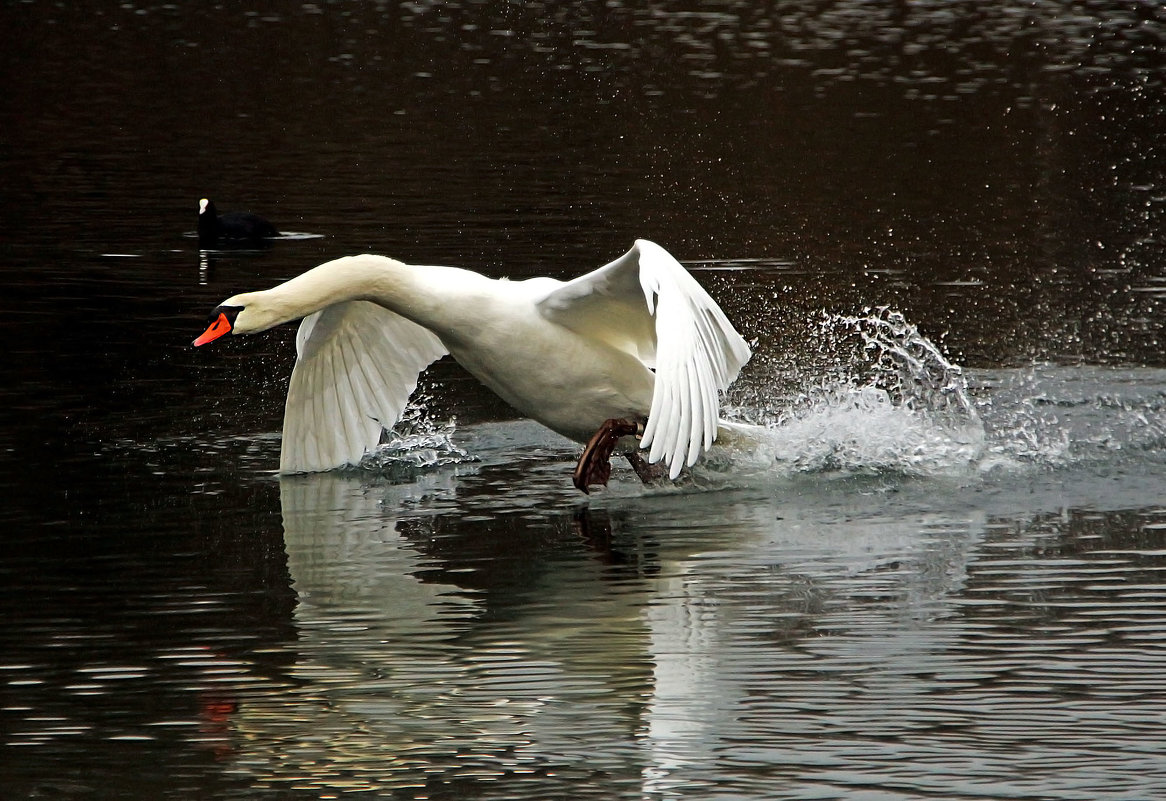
[283,301,446,473]
[194,240,751,483]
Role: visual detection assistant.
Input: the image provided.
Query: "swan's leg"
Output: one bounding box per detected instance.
[624,451,668,485]
[572,418,641,493]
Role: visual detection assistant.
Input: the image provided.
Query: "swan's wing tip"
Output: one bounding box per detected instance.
[636,242,751,475]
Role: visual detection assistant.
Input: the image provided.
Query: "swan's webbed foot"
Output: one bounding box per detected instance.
[572,418,642,494]
[624,450,669,485]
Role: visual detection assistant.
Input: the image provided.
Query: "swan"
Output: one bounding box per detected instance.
[193,239,752,491]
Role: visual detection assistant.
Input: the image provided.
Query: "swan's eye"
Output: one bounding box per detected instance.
[203,304,242,326]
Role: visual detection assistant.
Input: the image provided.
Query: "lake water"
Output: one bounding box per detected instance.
[2,2,1165,799]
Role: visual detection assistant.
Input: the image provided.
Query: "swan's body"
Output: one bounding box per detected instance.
[194,240,751,484]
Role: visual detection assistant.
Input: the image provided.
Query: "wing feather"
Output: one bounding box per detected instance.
[280,300,447,473]
[334,336,366,464]
[635,240,752,478]
[535,239,751,478]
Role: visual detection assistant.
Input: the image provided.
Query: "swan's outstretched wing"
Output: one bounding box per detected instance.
[537,239,751,478]
[280,300,447,473]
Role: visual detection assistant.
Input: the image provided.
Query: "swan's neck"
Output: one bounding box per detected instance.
[229,254,481,334]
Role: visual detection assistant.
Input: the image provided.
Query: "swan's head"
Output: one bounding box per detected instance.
[197,198,217,243]
[193,254,386,346]
[192,303,244,346]
[193,289,290,346]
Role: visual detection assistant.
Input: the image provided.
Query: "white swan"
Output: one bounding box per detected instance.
[193,239,752,490]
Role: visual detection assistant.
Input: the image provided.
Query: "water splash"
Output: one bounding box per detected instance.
[716,308,1166,484]
[835,308,979,424]
[719,309,986,480]
[354,397,473,479]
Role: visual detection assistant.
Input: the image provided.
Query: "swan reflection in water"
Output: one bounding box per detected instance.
[214,468,978,797]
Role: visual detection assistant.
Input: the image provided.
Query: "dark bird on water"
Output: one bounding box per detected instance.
[198,198,279,246]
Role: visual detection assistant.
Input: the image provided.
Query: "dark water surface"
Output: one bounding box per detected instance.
[2,3,1165,799]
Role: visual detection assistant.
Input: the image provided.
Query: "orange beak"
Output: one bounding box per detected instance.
[193,312,233,346]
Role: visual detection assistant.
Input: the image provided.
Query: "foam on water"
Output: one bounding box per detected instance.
[973,364,1166,470]
[713,309,1166,485]
[712,389,985,481]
